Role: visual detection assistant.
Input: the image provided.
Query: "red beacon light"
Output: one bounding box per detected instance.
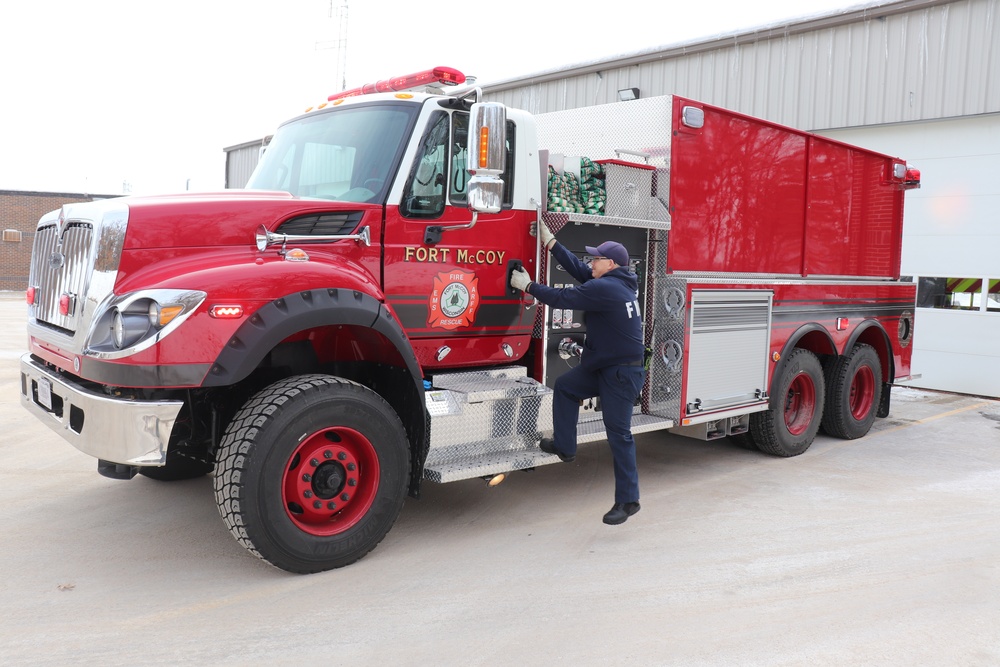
[893,161,921,190]
[328,66,466,101]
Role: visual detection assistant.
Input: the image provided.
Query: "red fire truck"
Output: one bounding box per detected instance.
[20,67,920,573]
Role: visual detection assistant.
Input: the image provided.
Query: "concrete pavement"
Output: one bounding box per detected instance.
[1,290,998,666]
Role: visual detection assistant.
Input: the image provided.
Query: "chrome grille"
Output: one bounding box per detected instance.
[30,221,94,333]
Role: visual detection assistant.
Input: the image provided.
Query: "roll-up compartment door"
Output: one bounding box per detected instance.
[685,290,772,414]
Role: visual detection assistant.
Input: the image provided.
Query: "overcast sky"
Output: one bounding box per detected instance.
[1,0,867,196]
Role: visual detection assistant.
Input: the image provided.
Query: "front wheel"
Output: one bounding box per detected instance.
[822,344,883,440]
[750,348,825,457]
[213,375,409,573]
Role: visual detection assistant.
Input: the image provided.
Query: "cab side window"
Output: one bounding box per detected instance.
[449,112,516,209]
[401,111,449,218]
[401,109,516,219]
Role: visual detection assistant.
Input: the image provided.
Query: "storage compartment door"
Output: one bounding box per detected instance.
[685,290,772,414]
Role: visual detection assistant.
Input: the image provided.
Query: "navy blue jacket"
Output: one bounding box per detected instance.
[527,242,644,371]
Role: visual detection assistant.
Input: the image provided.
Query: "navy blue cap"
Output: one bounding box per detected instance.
[585,241,629,267]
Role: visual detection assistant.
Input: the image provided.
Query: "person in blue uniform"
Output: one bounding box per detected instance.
[510,222,647,525]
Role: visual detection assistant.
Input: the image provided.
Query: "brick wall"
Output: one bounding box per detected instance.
[0,191,118,291]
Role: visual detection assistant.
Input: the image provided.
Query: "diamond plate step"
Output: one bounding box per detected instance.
[422,413,675,483]
[423,447,563,483]
[577,413,676,444]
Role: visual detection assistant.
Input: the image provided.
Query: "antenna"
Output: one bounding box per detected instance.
[315,0,349,92]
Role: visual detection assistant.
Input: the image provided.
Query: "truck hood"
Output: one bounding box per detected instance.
[119,190,381,249]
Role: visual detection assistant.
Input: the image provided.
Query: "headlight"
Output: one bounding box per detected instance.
[87,289,207,358]
[112,308,151,350]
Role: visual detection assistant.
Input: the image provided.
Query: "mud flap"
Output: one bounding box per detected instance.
[877,382,892,418]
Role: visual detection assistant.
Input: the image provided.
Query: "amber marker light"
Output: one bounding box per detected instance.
[209,305,244,319]
[479,127,490,168]
[284,248,310,262]
[157,305,185,326]
[485,473,506,487]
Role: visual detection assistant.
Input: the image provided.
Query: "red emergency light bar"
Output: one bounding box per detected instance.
[328,67,466,101]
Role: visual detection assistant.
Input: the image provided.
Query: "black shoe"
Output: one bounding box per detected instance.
[603,502,640,525]
[539,437,574,463]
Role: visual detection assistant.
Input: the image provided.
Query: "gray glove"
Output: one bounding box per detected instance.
[531,220,556,250]
[510,267,532,292]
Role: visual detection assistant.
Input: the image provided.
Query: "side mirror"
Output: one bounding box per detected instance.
[424,102,508,244]
[466,102,506,214]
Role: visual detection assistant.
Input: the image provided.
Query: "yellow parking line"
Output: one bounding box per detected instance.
[875,401,990,436]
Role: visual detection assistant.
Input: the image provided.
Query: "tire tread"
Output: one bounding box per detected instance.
[213,374,408,573]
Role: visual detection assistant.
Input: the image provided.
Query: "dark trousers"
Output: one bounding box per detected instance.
[552,363,647,504]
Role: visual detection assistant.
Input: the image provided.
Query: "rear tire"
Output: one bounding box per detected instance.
[750,348,825,457]
[213,374,409,573]
[822,344,883,440]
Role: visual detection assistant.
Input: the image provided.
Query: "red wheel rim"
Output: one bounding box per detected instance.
[784,372,816,436]
[281,427,380,536]
[849,365,876,420]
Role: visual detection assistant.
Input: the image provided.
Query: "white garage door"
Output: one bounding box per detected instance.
[820,114,1000,398]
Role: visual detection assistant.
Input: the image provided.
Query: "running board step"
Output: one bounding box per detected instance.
[422,366,674,484]
[424,448,564,484]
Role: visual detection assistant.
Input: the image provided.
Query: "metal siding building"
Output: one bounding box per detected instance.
[479,0,999,398]
[482,0,1000,129]
[220,0,998,396]
[224,138,270,189]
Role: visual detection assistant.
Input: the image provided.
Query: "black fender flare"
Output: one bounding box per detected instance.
[844,318,893,375]
[202,289,427,477]
[843,318,895,418]
[770,323,836,400]
[203,288,421,389]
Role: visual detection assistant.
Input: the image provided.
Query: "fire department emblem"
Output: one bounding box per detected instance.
[428,269,479,330]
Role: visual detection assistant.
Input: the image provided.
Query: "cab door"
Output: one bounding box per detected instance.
[382,108,536,370]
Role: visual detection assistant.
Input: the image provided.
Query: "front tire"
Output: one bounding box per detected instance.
[750,348,825,457]
[822,344,883,440]
[213,375,409,573]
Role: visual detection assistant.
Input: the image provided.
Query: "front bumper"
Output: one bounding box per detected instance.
[19,353,183,466]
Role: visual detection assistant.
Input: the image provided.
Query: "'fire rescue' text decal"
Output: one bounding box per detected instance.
[404,246,507,266]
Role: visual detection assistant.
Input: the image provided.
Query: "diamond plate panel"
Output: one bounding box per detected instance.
[535,96,673,216]
[646,247,687,421]
[423,367,554,481]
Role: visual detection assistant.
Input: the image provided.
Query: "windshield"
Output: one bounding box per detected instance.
[246,104,417,202]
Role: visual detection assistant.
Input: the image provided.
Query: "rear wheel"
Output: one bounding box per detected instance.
[214,375,409,573]
[750,348,825,457]
[822,344,883,440]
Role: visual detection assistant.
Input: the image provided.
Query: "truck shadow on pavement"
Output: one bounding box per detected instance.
[15,434,808,579]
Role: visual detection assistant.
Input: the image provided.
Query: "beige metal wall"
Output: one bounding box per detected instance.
[483,0,999,130]
[224,139,269,189]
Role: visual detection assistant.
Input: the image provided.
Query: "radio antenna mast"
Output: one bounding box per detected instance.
[316,1,349,92]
